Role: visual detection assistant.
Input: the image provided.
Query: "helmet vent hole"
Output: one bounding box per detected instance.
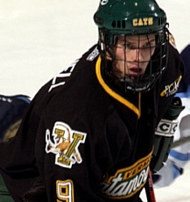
[112,20,116,28]
[122,20,126,28]
[117,20,121,28]
[112,20,126,28]
[158,17,165,25]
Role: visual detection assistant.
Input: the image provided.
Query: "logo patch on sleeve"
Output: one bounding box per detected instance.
[160,75,182,97]
[45,122,87,168]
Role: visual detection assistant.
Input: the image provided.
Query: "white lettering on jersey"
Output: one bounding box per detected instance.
[48,59,79,92]
[86,46,99,61]
[45,122,87,168]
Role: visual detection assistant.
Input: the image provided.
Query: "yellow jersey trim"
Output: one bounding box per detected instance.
[95,56,141,119]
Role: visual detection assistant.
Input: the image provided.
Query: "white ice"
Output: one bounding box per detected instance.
[0,1,189,201]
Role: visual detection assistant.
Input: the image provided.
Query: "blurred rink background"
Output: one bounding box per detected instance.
[0,0,189,201]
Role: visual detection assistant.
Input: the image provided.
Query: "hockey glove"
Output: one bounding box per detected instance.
[150,97,185,173]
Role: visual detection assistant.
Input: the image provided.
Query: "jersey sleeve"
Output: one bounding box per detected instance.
[0,81,52,201]
[156,43,185,123]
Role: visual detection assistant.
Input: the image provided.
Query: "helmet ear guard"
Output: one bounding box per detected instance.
[94,0,169,93]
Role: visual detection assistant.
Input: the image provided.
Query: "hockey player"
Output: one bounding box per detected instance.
[0,94,30,142]
[0,0,185,201]
[0,94,30,202]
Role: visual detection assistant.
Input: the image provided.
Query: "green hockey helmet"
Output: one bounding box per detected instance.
[94,0,169,93]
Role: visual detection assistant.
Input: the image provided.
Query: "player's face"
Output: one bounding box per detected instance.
[112,35,156,79]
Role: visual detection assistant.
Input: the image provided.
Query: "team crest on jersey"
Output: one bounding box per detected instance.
[45,122,87,168]
[160,75,182,97]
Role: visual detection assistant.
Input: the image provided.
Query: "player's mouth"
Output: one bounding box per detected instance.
[128,67,143,76]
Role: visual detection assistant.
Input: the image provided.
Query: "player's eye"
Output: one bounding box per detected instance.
[117,41,134,49]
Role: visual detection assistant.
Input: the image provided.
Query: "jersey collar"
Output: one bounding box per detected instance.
[95,56,141,119]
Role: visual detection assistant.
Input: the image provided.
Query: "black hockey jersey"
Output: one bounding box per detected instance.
[0,43,184,202]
